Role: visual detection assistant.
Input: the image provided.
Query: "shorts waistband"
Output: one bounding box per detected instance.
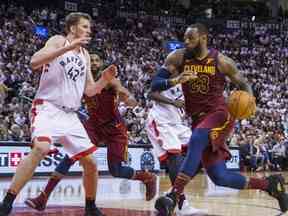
[54,104,78,112]
[32,99,78,112]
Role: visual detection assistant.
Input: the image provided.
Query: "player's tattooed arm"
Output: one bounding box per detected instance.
[164,49,183,75]
[218,53,254,96]
[151,49,184,91]
[148,91,184,108]
[166,49,197,86]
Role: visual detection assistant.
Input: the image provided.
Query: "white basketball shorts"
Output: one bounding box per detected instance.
[30,99,96,161]
[146,114,191,162]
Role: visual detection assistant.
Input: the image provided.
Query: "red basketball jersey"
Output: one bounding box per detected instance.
[181,49,226,119]
[85,87,121,125]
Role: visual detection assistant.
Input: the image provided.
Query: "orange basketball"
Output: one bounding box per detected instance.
[227,90,256,120]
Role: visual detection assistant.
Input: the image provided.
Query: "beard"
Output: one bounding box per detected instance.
[185,42,202,59]
[91,68,101,80]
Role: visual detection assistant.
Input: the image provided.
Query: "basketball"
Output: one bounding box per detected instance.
[227,90,256,120]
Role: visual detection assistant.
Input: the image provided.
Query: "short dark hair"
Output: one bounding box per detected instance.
[188,23,208,36]
[64,12,92,34]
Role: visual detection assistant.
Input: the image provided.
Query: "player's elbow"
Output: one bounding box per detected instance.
[30,57,42,71]
[84,89,94,97]
[30,59,37,71]
[148,91,158,100]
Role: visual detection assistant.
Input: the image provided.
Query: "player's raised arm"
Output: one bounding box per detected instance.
[30,35,91,71]
[217,53,254,96]
[84,52,117,96]
[110,78,138,107]
[150,50,181,92]
[148,90,184,108]
[151,49,196,92]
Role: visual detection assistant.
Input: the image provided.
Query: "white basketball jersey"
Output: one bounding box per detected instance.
[35,40,87,110]
[149,84,185,124]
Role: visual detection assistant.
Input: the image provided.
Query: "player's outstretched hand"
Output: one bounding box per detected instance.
[93,65,117,94]
[102,65,117,82]
[178,71,197,83]
[68,36,92,50]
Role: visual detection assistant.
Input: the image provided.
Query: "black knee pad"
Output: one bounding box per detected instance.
[109,163,121,177]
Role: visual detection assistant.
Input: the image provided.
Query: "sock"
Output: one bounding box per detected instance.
[133,170,152,182]
[43,175,62,198]
[247,177,269,190]
[85,198,96,209]
[3,190,17,206]
[172,173,191,198]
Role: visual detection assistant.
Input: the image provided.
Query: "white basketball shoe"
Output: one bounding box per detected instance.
[176,199,208,216]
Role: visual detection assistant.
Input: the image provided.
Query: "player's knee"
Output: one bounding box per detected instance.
[80,155,97,172]
[31,142,50,158]
[108,163,121,177]
[55,155,73,175]
[208,170,228,187]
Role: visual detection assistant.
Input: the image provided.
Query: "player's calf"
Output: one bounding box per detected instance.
[133,170,157,201]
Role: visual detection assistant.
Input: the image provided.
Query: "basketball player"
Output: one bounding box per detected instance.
[0,13,116,216]
[24,49,157,212]
[152,23,288,215]
[146,83,208,215]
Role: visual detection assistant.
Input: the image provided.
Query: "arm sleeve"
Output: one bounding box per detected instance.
[151,67,173,92]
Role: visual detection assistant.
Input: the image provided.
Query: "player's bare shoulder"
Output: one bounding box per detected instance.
[164,48,185,75]
[165,48,185,67]
[45,35,66,48]
[217,52,238,76]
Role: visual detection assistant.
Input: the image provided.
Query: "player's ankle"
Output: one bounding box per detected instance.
[85,198,96,209]
[3,190,17,207]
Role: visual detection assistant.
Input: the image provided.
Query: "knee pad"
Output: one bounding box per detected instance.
[55,155,73,175]
[31,145,50,159]
[108,162,121,177]
[108,162,134,179]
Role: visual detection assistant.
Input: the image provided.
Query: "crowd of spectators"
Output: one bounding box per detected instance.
[0,3,288,171]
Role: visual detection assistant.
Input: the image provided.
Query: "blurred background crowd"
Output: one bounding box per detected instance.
[0,0,288,172]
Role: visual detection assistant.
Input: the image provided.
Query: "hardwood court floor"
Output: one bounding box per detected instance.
[1,172,288,216]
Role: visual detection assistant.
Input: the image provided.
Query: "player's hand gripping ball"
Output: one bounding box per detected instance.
[227,90,256,120]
